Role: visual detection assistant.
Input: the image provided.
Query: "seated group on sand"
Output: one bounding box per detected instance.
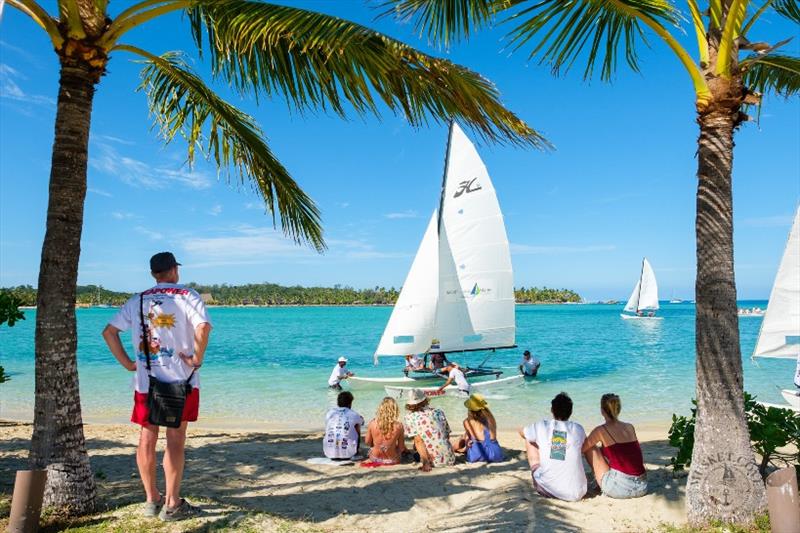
[323,389,648,500]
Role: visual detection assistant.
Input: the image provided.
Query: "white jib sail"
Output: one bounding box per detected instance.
[434,123,515,353]
[374,211,440,361]
[754,206,800,360]
[624,258,659,313]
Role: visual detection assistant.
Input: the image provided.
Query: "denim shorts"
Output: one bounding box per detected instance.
[601,468,647,499]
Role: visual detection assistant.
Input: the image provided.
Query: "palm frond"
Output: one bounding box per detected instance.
[116,45,325,251]
[187,0,547,148]
[380,0,507,47]
[743,54,800,98]
[773,0,800,24]
[504,0,682,81]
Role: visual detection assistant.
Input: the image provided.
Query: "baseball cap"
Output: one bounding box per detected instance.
[338,357,348,363]
[150,252,181,273]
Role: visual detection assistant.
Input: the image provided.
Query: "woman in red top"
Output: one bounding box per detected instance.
[582,393,648,498]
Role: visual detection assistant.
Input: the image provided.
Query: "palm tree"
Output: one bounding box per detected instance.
[5,0,545,514]
[384,0,799,526]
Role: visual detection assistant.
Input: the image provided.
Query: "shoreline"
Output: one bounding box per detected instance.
[0,419,685,531]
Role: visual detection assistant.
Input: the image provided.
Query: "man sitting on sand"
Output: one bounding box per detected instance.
[324,391,364,460]
[519,392,587,501]
[436,362,470,395]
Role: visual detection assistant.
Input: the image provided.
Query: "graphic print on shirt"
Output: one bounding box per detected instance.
[550,429,567,461]
[137,300,176,366]
[326,412,352,453]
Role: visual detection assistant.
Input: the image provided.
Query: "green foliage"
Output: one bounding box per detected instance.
[0,290,25,327]
[773,0,800,24]
[658,513,771,532]
[742,55,800,100]
[514,286,582,303]
[134,48,324,252]
[669,393,800,478]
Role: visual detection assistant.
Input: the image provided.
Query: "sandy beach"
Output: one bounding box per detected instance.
[0,420,687,532]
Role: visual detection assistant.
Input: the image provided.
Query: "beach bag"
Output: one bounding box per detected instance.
[140,294,194,428]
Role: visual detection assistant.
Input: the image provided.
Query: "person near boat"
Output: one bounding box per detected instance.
[101,251,211,521]
[519,392,587,501]
[404,354,425,373]
[437,362,470,394]
[328,356,354,390]
[428,352,450,371]
[362,397,407,467]
[323,391,364,460]
[519,350,541,377]
[453,394,505,463]
[403,389,456,471]
[582,393,647,498]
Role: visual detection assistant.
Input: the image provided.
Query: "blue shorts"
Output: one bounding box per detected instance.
[601,468,647,499]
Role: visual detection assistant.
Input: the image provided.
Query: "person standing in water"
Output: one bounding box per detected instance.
[519,350,541,377]
[328,356,354,390]
[437,362,470,395]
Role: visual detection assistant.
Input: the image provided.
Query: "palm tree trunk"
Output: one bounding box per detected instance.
[29,59,97,514]
[686,102,766,525]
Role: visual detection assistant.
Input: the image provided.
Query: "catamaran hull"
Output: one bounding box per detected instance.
[348,376,439,388]
[781,389,800,411]
[620,314,663,320]
[384,374,524,399]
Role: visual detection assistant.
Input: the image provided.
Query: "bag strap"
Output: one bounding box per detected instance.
[139,293,152,375]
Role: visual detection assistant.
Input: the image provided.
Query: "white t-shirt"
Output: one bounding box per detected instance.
[523,419,587,501]
[449,367,470,393]
[520,357,540,375]
[328,364,349,386]
[323,407,364,459]
[406,355,423,370]
[109,283,211,393]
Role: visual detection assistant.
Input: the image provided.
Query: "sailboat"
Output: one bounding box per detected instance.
[353,122,522,395]
[620,258,661,320]
[752,206,800,411]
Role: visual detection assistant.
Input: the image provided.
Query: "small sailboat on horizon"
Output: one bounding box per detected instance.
[752,206,800,412]
[354,122,522,396]
[621,258,661,320]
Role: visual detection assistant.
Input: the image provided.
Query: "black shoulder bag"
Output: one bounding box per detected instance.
[140,293,195,428]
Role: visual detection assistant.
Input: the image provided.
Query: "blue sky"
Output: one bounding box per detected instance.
[1,2,798,301]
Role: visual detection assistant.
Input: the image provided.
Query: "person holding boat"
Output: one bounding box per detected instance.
[328,356,354,390]
[437,362,470,395]
[403,389,455,471]
[582,393,647,498]
[519,350,541,377]
[453,394,505,463]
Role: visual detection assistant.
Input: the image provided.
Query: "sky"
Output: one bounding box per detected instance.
[1,2,798,301]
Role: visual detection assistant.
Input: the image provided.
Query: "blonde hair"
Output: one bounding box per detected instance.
[601,393,621,421]
[376,397,400,436]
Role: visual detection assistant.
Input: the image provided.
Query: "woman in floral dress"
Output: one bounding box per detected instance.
[403,389,456,471]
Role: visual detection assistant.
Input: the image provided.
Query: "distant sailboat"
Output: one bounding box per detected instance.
[621,258,661,320]
[372,122,516,386]
[753,206,800,411]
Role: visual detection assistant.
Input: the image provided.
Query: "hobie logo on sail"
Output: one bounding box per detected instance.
[454,178,482,198]
[471,283,481,296]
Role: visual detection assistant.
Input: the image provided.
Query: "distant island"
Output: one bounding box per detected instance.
[3,283,582,307]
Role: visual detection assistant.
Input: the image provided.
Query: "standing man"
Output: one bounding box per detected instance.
[519,350,541,377]
[102,252,212,521]
[328,356,354,389]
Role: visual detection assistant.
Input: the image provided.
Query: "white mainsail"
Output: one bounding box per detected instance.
[374,122,515,360]
[624,258,659,313]
[374,211,440,360]
[754,207,800,360]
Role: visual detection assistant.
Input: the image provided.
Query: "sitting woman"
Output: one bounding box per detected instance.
[363,397,407,467]
[403,389,456,471]
[582,393,648,498]
[454,394,505,463]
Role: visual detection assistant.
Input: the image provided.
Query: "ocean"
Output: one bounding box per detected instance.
[0,302,793,432]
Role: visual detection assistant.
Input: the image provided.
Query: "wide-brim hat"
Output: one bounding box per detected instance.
[464,393,488,411]
[406,388,427,406]
[338,357,348,363]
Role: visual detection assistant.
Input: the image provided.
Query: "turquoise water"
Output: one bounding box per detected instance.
[0,302,794,431]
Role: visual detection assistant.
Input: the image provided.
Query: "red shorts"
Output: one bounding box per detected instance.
[131,388,200,427]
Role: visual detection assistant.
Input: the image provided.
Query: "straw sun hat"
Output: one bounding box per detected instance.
[464,394,489,411]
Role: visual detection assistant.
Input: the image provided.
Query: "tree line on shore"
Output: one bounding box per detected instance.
[2,283,582,306]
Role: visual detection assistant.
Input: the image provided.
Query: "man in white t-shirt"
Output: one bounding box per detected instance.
[102,252,212,521]
[519,392,587,501]
[519,350,541,377]
[404,354,424,373]
[324,391,365,459]
[328,357,354,389]
[437,362,470,394]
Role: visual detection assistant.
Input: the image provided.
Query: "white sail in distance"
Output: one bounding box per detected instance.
[434,123,515,353]
[374,211,439,361]
[624,258,659,313]
[754,206,800,359]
